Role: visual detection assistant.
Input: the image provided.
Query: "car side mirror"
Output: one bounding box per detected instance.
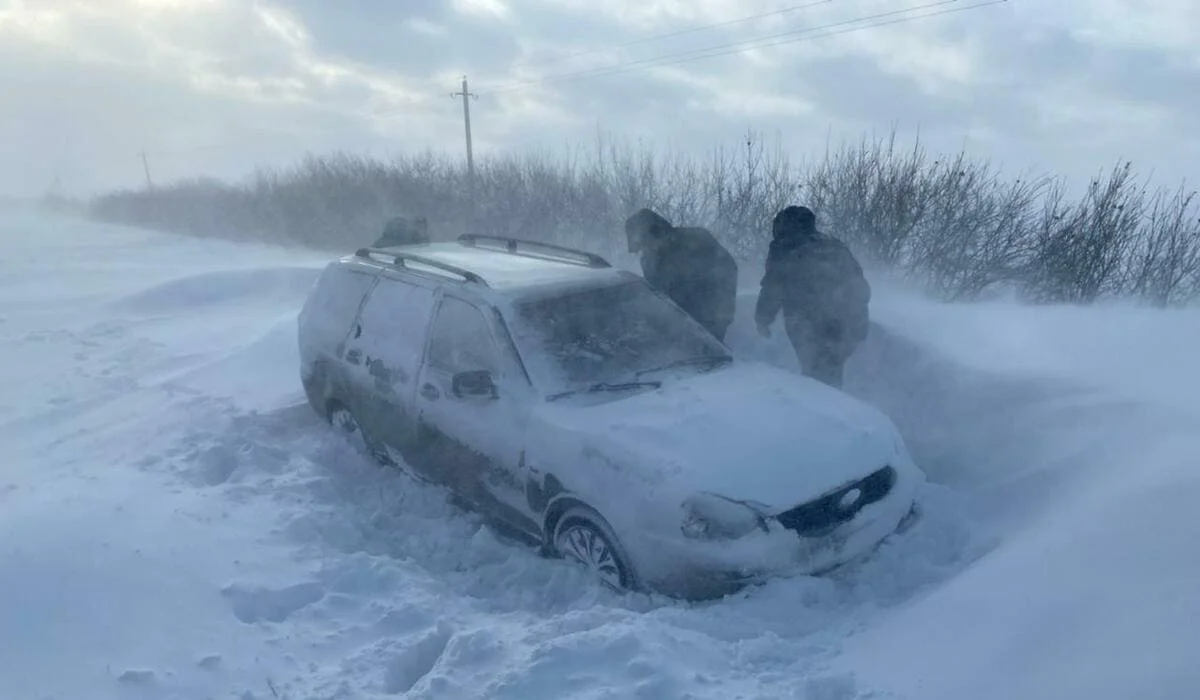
[452,369,497,400]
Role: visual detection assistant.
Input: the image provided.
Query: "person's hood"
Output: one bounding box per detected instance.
[626,208,672,233]
[772,205,818,241]
[536,362,904,511]
[625,208,672,252]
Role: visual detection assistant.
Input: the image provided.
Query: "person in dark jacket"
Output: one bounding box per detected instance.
[373,215,429,247]
[754,205,871,388]
[625,208,738,342]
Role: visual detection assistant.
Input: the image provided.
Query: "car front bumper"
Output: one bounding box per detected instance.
[632,479,922,600]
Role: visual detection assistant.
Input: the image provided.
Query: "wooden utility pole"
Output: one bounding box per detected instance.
[451,76,477,178]
[140,150,154,189]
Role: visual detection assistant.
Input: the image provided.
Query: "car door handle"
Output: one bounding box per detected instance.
[346,348,362,365]
[420,383,440,401]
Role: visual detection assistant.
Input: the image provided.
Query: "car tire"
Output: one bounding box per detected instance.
[328,401,392,465]
[551,505,636,592]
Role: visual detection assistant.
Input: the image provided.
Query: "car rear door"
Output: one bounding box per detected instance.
[298,264,378,402]
[343,274,438,463]
[411,293,538,534]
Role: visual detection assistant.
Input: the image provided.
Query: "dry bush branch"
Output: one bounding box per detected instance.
[87,132,1199,306]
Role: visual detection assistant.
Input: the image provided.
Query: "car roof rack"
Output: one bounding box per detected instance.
[457,234,611,268]
[353,247,488,286]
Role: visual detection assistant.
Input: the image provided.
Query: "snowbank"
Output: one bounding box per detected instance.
[830,295,1200,700]
[1,210,1196,699]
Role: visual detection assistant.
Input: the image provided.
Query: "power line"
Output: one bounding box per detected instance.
[483,0,1005,95]
[546,0,843,65]
[483,0,962,93]
[619,0,1006,79]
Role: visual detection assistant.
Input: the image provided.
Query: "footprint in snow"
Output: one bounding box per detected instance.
[384,622,455,694]
[197,654,223,670]
[221,581,325,624]
[191,443,239,486]
[805,672,860,700]
[117,669,156,685]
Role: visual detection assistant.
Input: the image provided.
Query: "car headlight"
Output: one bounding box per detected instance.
[680,493,769,541]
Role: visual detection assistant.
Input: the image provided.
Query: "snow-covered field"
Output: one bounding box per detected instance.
[2,207,1197,700]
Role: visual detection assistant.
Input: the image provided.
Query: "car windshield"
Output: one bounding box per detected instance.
[509,279,730,394]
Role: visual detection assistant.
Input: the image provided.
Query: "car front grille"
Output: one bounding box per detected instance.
[774,466,896,538]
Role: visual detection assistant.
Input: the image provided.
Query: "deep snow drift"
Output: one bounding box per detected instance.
[1,208,1197,700]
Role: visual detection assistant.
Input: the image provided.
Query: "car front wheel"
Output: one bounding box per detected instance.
[552,506,635,592]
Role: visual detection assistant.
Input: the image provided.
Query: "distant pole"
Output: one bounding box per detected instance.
[451,76,478,179]
[140,150,154,189]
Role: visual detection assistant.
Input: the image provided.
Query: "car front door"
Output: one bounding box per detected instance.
[412,293,537,534]
[345,275,437,463]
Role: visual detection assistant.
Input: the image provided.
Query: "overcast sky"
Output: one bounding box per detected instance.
[1,0,1197,198]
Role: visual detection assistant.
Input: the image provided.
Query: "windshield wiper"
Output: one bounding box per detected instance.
[635,355,733,379]
[547,380,662,402]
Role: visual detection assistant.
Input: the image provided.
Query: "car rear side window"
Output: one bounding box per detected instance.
[427,297,499,375]
[306,265,376,348]
[356,277,437,384]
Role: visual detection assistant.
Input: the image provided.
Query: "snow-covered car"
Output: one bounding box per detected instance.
[297,234,925,599]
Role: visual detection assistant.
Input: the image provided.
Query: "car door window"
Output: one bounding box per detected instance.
[427,297,500,376]
[356,278,436,385]
[307,267,376,348]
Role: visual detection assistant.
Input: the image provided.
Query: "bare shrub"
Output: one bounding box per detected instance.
[1126,186,1200,306]
[1023,163,1146,303]
[704,132,803,262]
[803,132,931,267]
[86,131,1199,307]
[905,157,1046,300]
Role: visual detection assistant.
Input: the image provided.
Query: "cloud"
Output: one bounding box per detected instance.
[452,0,512,20]
[1,0,1197,198]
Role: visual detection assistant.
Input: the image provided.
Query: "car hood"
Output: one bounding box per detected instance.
[537,362,902,512]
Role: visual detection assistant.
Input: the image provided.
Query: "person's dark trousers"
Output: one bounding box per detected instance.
[784,316,847,388]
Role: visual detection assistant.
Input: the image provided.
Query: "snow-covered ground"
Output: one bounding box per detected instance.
[2,207,1197,699]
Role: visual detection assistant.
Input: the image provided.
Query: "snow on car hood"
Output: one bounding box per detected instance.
[539,361,901,511]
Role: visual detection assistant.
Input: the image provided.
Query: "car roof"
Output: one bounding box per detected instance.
[343,236,635,299]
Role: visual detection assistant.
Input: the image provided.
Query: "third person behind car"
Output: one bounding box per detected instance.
[374,215,430,247]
